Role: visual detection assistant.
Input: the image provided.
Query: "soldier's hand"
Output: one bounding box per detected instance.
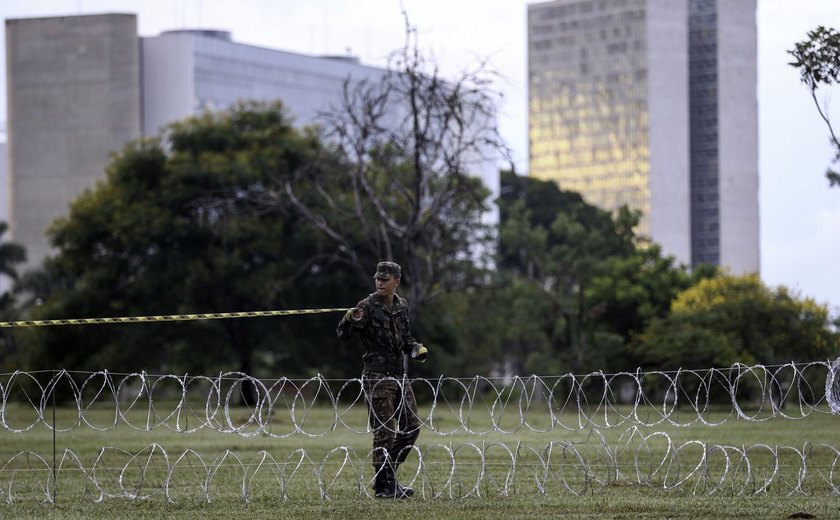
[411,344,428,363]
[346,307,364,321]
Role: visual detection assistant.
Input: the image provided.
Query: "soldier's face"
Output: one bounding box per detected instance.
[375,275,400,297]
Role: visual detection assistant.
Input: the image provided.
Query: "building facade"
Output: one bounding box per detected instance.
[0,141,6,223]
[528,0,758,273]
[6,14,142,268]
[140,29,390,136]
[5,14,500,269]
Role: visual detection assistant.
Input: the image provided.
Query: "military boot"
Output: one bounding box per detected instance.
[374,466,410,499]
[373,465,395,498]
[394,474,414,497]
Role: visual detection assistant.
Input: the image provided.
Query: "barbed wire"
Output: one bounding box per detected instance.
[1,432,839,503]
[0,360,838,435]
[827,357,840,414]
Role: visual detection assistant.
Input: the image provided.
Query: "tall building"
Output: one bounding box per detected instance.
[527,0,758,273]
[6,14,142,268]
[5,14,500,269]
[0,141,6,223]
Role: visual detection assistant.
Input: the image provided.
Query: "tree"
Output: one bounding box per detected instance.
[498,171,641,372]
[636,274,839,370]
[276,17,508,316]
[0,222,26,371]
[589,247,717,370]
[29,103,353,390]
[0,222,26,282]
[495,171,710,373]
[789,26,840,186]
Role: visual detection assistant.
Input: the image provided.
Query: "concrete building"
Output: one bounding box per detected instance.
[140,29,390,136]
[0,141,6,223]
[5,14,500,269]
[6,14,141,268]
[527,0,758,273]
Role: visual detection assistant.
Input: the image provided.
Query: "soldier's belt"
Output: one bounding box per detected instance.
[362,369,405,379]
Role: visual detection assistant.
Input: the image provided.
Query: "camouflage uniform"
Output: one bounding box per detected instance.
[336,263,422,495]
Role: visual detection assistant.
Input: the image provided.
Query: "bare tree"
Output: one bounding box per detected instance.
[283,16,509,312]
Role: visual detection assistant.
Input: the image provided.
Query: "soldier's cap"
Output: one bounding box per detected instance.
[374,261,402,280]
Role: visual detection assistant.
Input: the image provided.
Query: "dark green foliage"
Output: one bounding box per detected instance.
[494,171,694,373]
[0,222,26,372]
[27,102,357,380]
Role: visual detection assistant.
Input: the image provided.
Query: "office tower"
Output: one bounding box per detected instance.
[5,13,501,269]
[6,14,141,268]
[528,0,758,273]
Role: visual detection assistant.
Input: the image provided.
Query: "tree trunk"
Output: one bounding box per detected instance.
[576,287,587,372]
[225,323,258,406]
[237,349,258,406]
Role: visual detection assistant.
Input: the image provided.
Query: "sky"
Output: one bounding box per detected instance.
[0,0,839,310]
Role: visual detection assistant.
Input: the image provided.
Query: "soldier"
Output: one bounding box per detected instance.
[337,261,428,499]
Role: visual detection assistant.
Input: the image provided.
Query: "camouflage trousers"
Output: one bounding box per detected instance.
[362,372,421,472]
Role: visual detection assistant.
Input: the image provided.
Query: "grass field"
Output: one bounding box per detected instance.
[0,394,838,519]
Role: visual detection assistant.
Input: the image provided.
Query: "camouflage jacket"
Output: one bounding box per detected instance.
[336,292,421,376]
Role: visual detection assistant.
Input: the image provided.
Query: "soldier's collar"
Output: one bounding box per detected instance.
[370,292,403,308]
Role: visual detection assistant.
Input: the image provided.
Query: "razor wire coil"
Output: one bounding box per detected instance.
[0,360,838,436]
[2,433,840,503]
[2,308,837,503]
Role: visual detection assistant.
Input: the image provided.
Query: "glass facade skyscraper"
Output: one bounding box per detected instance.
[528,0,758,273]
[529,1,651,229]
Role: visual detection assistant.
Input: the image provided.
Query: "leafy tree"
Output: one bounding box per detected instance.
[636,274,840,370]
[495,171,709,374]
[0,222,26,371]
[0,223,26,282]
[789,26,840,186]
[28,103,355,390]
[589,247,717,370]
[428,277,555,377]
[498,171,639,372]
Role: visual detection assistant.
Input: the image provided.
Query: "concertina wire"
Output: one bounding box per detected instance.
[0,360,838,434]
[0,359,838,502]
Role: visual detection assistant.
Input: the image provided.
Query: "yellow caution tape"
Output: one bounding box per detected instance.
[0,308,351,328]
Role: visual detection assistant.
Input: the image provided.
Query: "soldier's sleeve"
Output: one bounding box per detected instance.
[336,298,369,340]
[400,299,422,354]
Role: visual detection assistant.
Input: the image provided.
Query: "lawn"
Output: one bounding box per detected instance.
[0,375,838,519]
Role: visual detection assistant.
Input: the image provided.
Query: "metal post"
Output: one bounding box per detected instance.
[52,370,57,505]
